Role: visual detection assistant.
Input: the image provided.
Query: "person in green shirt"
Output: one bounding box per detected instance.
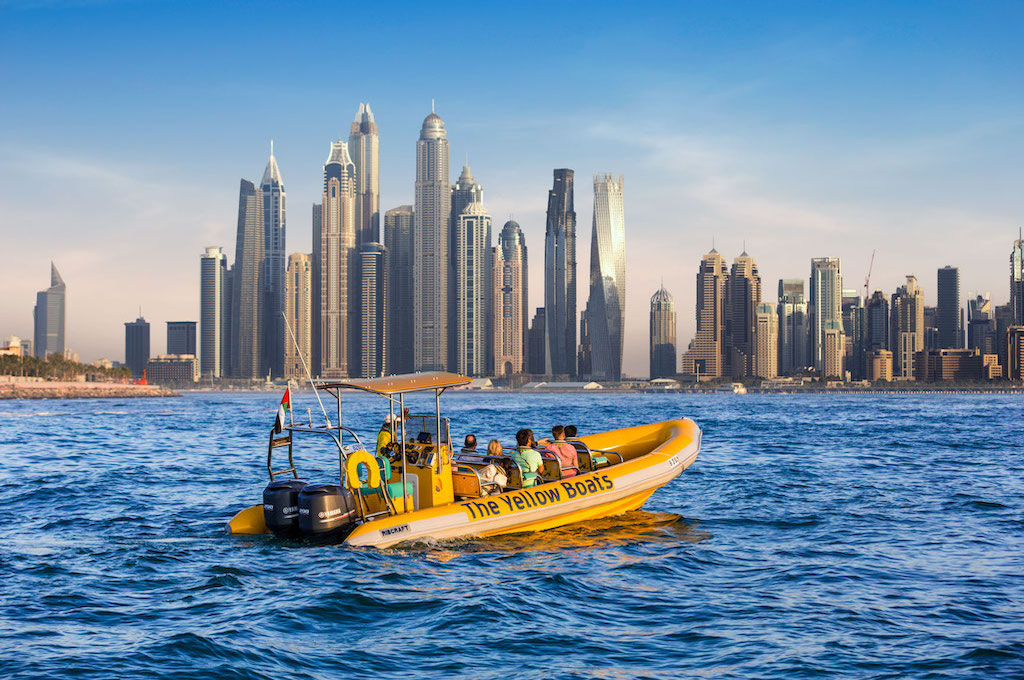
[511,428,544,487]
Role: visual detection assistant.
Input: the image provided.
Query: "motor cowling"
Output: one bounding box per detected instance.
[263,479,307,537]
[298,483,359,538]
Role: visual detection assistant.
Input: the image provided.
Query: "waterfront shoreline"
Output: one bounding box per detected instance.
[0,381,178,399]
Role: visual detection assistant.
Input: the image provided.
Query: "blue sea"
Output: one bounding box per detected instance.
[1,392,1022,679]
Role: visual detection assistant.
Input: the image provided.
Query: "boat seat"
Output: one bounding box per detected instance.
[358,456,415,500]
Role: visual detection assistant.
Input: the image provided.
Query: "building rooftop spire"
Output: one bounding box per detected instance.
[50,261,64,288]
[262,141,282,185]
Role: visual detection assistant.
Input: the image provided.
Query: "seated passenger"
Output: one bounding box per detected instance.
[479,439,509,494]
[544,425,580,478]
[461,434,478,455]
[564,425,579,440]
[511,428,544,487]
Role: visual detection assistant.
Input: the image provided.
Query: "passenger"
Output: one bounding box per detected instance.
[511,428,544,487]
[544,425,580,478]
[461,434,478,455]
[564,425,579,440]
[479,439,509,494]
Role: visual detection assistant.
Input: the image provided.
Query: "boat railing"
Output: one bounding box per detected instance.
[569,440,624,465]
[267,423,368,487]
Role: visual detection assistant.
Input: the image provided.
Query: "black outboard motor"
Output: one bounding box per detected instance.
[298,483,359,540]
[263,479,307,538]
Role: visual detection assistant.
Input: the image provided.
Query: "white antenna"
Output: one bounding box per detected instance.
[282,311,330,428]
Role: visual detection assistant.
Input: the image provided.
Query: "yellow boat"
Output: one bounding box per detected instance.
[227,372,701,549]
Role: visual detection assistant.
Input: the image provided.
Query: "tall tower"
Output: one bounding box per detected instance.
[453,200,492,376]
[586,174,626,381]
[809,257,842,373]
[649,286,676,379]
[967,292,996,355]
[493,220,528,377]
[753,302,778,379]
[358,243,387,378]
[450,165,487,373]
[865,290,889,352]
[543,169,577,377]
[414,108,451,371]
[124,316,150,378]
[385,205,415,374]
[261,143,286,378]
[1011,232,1024,325]
[231,179,265,379]
[725,250,761,378]
[319,140,358,378]
[349,103,380,245]
[890,275,924,380]
[682,249,728,379]
[284,252,312,380]
[776,278,808,375]
[33,262,66,359]
[937,265,962,349]
[200,247,228,378]
[310,203,322,376]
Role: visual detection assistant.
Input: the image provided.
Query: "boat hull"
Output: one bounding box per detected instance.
[344,418,701,548]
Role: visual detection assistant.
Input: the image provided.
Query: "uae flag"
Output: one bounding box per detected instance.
[274,388,292,433]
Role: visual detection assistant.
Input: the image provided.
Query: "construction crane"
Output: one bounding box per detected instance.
[863,249,876,301]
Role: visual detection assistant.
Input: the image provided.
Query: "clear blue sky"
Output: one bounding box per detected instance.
[2,1,1022,373]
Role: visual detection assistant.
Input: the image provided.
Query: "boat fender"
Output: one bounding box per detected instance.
[346,450,381,490]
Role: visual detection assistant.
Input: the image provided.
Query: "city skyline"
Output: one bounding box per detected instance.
[3,3,1024,373]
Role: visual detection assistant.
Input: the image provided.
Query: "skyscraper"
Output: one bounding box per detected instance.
[967,292,996,356]
[231,179,265,379]
[543,169,577,378]
[649,286,676,379]
[937,265,962,349]
[528,308,547,376]
[450,165,487,374]
[125,316,150,378]
[385,205,415,374]
[349,103,380,245]
[166,321,197,356]
[753,302,778,379]
[358,243,387,378]
[809,257,842,373]
[890,275,924,380]
[200,246,228,378]
[310,203,322,376]
[586,174,626,381]
[682,249,728,380]
[822,328,845,379]
[865,290,890,353]
[493,220,528,377]
[33,262,65,359]
[319,140,358,379]
[842,289,865,379]
[725,250,761,378]
[261,144,286,378]
[777,278,808,375]
[284,253,312,380]
[1011,232,1024,325]
[453,200,491,376]
[414,108,451,371]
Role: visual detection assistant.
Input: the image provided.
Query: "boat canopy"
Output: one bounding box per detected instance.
[318,371,472,396]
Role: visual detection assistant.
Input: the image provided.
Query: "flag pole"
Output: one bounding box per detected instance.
[282,311,330,428]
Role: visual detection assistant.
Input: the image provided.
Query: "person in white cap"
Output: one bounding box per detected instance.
[376,409,409,457]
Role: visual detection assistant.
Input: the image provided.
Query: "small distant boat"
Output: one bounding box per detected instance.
[714,382,747,394]
[227,372,702,548]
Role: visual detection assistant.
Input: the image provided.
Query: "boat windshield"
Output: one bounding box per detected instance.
[403,415,450,445]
